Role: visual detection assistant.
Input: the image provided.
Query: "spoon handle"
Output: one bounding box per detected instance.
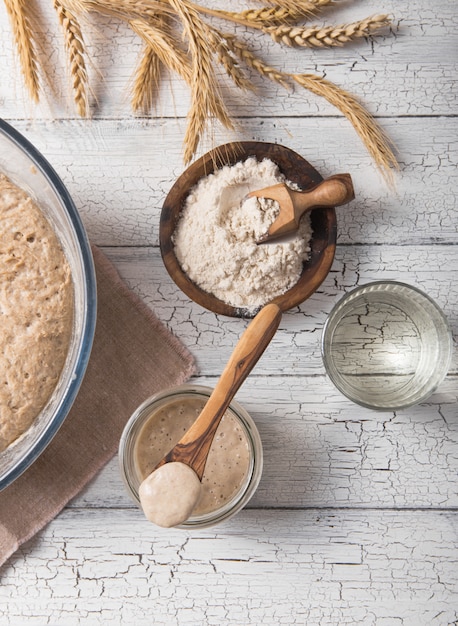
[292,174,354,219]
[159,303,282,479]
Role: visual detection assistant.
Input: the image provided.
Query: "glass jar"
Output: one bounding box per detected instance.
[321,281,453,410]
[119,384,263,529]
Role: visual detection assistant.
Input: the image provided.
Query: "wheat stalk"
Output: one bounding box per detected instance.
[292,73,398,181]
[266,14,391,47]
[65,0,332,25]
[53,0,88,116]
[4,0,40,103]
[5,0,399,178]
[218,33,397,179]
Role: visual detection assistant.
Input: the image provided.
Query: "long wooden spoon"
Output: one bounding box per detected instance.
[154,303,282,480]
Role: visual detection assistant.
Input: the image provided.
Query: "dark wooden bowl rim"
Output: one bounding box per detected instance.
[160,141,337,318]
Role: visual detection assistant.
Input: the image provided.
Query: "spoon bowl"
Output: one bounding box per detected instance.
[254,173,354,244]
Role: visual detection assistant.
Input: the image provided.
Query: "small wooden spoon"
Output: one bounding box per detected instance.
[154,303,282,480]
[250,173,354,244]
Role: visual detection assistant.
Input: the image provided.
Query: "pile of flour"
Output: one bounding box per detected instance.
[173,157,313,312]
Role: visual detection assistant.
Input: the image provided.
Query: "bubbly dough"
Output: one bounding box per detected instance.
[134,396,251,519]
[0,174,74,451]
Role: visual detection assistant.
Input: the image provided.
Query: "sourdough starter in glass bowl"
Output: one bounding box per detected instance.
[0,120,96,490]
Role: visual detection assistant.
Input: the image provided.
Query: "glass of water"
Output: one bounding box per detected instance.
[321,281,453,410]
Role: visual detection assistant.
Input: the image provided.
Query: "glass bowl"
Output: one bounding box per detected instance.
[119,384,263,529]
[0,119,97,490]
[321,281,453,410]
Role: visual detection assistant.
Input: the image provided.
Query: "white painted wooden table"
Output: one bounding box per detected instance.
[1,1,457,624]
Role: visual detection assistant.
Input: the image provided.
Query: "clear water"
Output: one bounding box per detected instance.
[323,283,452,410]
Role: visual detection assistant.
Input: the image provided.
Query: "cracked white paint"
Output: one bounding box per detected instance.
[1,509,457,625]
[102,246,457,378]
[0,0,457,623]
[1,117,456,247]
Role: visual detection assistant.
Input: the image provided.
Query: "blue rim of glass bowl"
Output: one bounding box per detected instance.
[0,119,97,490]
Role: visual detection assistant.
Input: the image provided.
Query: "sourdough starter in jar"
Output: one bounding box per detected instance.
[134,397,251,516]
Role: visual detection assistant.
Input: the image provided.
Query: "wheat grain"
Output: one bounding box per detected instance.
[266,14,391,47]
[4,0,40,103]
[292,73,398,180]
[54,0,88,116]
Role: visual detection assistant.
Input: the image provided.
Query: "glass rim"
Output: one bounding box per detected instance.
[321,280,453,411]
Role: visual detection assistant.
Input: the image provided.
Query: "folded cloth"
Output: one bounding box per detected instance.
[0,246,197,567]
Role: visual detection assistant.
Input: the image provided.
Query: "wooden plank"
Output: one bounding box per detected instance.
[100,245,458,377]
[69,373,458,510]
[1,117,457,246]
[1,508,457,625]
[0,1,456,118]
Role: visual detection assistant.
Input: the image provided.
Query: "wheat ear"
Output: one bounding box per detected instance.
[167,0,233,163]
[63,0,174,22]
[131,44,162,113]
[4,0,40,103]
[53,0,88,116]
[195,0,334,30]
[129,18,192,85]
[292,73,398,180]
[223,34,290,90]
[196,6,309,29]
[266,14,391,47]
[268,0,334,14]
[206,29,253,92]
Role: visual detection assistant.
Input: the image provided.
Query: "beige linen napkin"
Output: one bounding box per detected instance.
[0,246,197,566]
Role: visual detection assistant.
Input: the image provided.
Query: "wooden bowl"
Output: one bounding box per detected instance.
[160,142,337,318]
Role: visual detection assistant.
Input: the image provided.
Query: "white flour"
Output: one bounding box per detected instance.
[172,157,312,312]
